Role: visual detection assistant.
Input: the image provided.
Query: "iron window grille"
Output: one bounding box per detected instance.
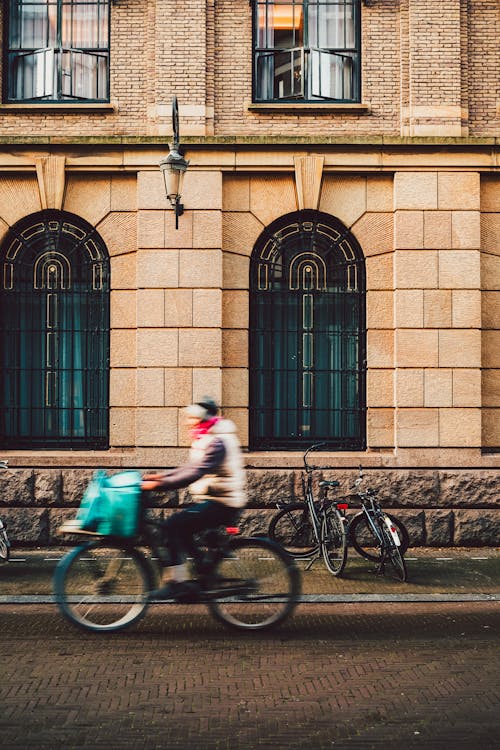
[5,0,110,103]
[0,210,110,449]
[250,210,366,450]
[253,0,361,103]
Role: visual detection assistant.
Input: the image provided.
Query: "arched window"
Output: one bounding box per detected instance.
[0,210,110,449]
[250,210,365,450]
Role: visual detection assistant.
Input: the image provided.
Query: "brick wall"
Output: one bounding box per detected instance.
[0,1,497,137]
[468,0,500,135]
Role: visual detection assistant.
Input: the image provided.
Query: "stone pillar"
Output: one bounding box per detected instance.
[480,177,500,449]
[402,0,466,136]
[135,168,223,449]
[394,171,482,452]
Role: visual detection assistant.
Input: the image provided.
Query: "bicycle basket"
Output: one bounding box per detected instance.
[76,470,142,538]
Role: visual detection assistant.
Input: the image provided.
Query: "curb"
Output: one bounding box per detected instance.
[1,593,499,605]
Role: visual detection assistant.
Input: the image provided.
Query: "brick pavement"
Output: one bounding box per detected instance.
[0,602,498,749]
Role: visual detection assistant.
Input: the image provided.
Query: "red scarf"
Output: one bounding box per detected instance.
[191,417,220,441]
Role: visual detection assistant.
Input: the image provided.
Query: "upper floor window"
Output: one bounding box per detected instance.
[5,0,110,103]
[253,0,361,103]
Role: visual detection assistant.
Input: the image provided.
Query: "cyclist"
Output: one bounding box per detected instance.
[142,397,246,601]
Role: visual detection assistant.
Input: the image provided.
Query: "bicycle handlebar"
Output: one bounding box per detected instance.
[350,464,364,490]
[303,442,327,470]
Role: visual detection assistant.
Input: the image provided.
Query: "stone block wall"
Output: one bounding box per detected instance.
[0,467,498,548]
[0,151,498,453]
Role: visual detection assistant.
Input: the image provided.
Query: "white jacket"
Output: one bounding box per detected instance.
[188,419,247,508]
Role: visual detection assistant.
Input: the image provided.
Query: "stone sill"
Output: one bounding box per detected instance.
[1,448,499,470]
[0,102,117,113]
[0,134,497,148]
[247,102,371,114]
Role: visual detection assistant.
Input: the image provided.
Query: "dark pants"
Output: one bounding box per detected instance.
[162,501,240,566]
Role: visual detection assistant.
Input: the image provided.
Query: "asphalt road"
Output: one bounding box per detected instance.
[0,601,499,749]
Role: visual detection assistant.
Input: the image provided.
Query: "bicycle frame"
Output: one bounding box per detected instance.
[300,443,348,571]
[351,469,401,550]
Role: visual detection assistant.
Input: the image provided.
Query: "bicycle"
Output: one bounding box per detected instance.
[268,443,349,576]
[0,461,11,562]
[346,467,409,582]
[54,503,301,633]
[268,445,409,581]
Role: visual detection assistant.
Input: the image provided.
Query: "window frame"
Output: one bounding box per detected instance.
[4,0,111,104]
[252,0,362,104]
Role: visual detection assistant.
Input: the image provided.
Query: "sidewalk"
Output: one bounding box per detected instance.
[1,545,499,603]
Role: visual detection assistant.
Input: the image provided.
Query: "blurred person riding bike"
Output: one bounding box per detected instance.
[141,397,246,601]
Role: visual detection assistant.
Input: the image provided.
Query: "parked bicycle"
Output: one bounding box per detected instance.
[0,460,11,563]
[54,503,301,633]
[347,467,409,581]
[269,444,350,576]
[268,444,409,581]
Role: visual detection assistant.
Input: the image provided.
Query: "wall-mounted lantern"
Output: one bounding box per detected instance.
[159,96,189,229]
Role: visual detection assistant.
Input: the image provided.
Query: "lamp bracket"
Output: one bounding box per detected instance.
[172,95,180,150]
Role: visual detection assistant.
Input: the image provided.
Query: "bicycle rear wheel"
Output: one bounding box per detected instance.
[268,503,318,558]
[349,512,409,562]
[208,537,300,631]
[53,540,154,632]
[321,510,347,576]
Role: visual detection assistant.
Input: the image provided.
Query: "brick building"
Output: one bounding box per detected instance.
[0,0,498,546]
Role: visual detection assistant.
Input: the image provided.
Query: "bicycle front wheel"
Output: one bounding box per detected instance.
[349,512,409,562]
[0,522,10,562]
[208,537,301,631]
[53,540,154,633]
[321,510,348,576]
[268,503,319,558]
[379,525,408,582]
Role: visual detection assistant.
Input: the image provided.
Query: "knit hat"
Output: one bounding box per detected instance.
[185,396,219,421]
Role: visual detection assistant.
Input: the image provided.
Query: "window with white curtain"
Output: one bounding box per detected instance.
[6,0,110,102]
[254,0,360,102]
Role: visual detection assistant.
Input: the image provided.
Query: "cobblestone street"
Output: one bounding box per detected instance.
[1,601,498,749]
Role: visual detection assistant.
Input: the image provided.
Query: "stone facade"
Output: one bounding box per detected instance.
[0,1,498,546]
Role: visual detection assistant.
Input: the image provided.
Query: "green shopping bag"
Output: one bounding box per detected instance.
[99,471,142,537]
[77,470,142,538]
[76,470,108,532]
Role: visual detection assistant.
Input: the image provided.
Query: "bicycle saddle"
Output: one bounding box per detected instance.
[319,480,340,488]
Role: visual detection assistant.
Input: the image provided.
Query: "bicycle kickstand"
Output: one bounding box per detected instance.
[304,550,322,571]
[374,555,387,576]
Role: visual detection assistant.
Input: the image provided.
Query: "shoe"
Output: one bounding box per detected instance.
[148,580,199,603]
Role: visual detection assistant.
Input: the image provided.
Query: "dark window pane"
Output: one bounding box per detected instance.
[0,210,110,449]
[250,211,366,450]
